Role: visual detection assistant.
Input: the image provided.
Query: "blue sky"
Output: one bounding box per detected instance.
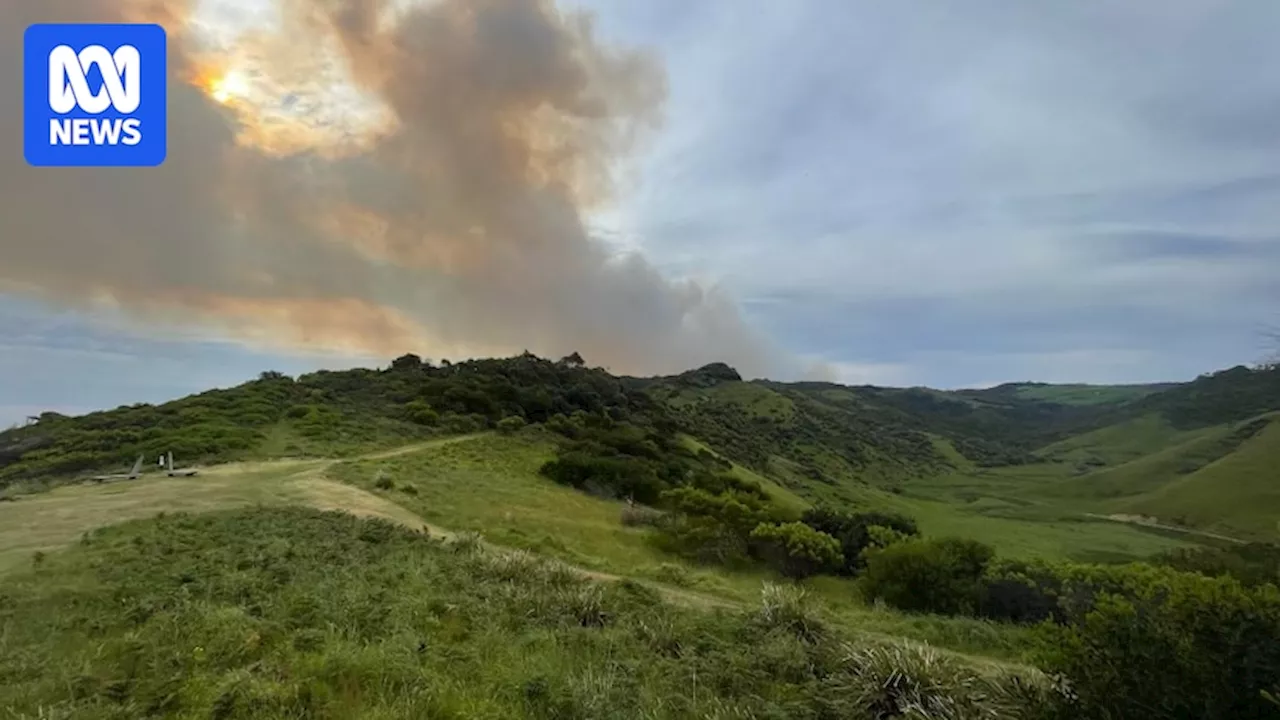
[3,0,1279,425]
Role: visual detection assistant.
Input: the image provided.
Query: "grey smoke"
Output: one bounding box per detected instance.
[0,0,811,378]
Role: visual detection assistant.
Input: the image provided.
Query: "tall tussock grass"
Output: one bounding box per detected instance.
[0,507,1064,719]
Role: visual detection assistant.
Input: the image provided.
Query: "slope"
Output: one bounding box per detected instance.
[1018,366,1280,538]
[635,363,1160,499]
[0,505,1059,718]
[1113,415,1280,539]
[0,430,1050,662]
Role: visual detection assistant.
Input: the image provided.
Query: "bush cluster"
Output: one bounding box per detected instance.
[857,533,1280,719]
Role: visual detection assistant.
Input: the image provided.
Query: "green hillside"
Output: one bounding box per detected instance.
[1115,415,1280,538]
[3,355,1280,717]
[4,356,1277,544]
[970,382,1176,407]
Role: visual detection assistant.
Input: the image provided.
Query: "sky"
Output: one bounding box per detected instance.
[2,0,1279,425]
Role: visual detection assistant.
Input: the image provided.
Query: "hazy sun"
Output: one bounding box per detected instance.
[209,70,250,104]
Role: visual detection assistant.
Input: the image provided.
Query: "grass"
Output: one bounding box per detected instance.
[679,435,809,515]
[0,435,486,574]
[1038,413,1211,466]
[328,432,674,577]
[0,461,415,575]
[0,507,1059,719]
[326,432,1048,660]
[758,452,1199,563]
[667,382,796,421]
[1011,383,1171,406]
[1117,416,1280,539]
[0,429,1040,662]
[860,485,1195,563]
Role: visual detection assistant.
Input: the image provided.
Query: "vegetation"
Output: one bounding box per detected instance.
[0,352,666,488]
[1037,565,1280,719]
[1154,541,1280,588]
[799,506,920,575]
[0,507,1062,719]
[850,531,1280,718]
[749,521,843,579]
[5,353,1280,718]
[325,434,1041,659]
[860,537,995,616]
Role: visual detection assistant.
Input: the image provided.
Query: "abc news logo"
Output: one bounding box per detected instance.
[48,44,143,147]
[24,23,168,167]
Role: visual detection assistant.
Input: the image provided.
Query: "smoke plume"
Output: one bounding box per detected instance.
[0,0,804,378]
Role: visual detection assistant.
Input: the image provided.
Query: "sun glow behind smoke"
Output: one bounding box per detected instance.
[187,0,396,156]
[208,70,249,104]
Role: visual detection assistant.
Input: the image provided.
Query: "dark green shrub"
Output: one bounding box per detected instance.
[1037,567,1280,719]
[978,559,1065,624]
[800,506,920,575]
[442,413,481,434]
[405,400,439,426]
[860,537,994,615]
[750,522,843,579]
[1154,542,1280,588]
[496,416,526,435]
[652,486,789,567]
[544,413,574,437]
[540,452,666,504]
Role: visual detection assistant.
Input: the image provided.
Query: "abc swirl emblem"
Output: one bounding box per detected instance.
[23,23,167,167]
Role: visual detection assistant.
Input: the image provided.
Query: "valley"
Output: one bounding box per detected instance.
[1,354,1277,718]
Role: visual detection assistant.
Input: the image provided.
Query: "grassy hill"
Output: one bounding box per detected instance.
[1,505,1070,718]
[3,355,1280,717]
[966,382,1176,407]
[1111,414,1280,538]
[0,353,658,489]
[6,354,1278,543]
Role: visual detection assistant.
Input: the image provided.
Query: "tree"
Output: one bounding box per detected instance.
[860,537,994,615]
[496,416,526,434]
[390,353,423,371]
[654,486,783,566]
[800,506,919,575]
[750,522,843,579]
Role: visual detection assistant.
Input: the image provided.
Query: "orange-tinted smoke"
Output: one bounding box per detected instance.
[0,0,799,378]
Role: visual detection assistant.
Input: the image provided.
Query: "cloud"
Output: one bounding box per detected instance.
[579,0,1280,386]
[0,0,804,380]
[4,0,1279,401]
[0,295,390,426]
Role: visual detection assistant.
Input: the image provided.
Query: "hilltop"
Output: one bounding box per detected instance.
[2,353,1277,543]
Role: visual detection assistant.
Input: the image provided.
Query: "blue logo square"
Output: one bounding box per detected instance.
[24,23,168,167]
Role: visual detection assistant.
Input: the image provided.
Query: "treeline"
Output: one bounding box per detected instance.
[1133,364,1280,429]
[0,352,666,486]
[640,367,951,482]
[817,383,1089,458]
[638,366,1101,481]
